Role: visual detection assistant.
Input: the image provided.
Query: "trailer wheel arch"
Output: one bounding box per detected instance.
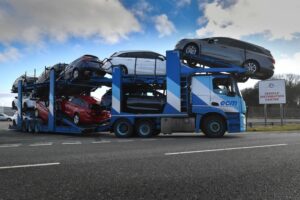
[200,113,227,138]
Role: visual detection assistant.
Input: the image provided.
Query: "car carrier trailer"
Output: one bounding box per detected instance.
[13,50,247,138]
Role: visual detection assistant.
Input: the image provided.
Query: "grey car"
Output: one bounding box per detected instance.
[175,37,275,81]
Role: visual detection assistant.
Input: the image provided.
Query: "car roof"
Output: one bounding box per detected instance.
[203,37,269,51]
[112,50,163,57]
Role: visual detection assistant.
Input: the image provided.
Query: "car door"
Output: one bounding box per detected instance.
[201,38,243,65]
[65,98,79,116]
[0,114,4,120]
[154,53,166,75]
[135,52,155,75]
[113,53,135,74]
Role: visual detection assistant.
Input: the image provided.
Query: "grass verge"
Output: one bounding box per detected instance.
[247,124,300,132]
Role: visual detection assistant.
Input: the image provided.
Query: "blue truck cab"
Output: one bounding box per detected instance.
[191,75,246,134]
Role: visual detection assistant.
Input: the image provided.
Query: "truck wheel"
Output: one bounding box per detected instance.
[114,119,133,138]
[136,120,154,138]
[28,121,34,133]
[34,122,41,133]
[22,121,27,132]
[202,115,226,138]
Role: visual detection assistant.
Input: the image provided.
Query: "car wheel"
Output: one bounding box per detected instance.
[183,43,199,55]
[113,118,133,138]
[119,65,128,75]
[243,60,259,75]
[7,118,12,121]
[183,43,199,67]
[73,114,80,125]
[72,69,80,80]
[201,115,226,138]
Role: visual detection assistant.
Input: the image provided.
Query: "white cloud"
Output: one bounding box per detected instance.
[176,0,191,8]
[0,47,21,63]
[154,14,176,37]
[0,0,141,45]
[0,93,15,107]
[197,0,300,40]
[132,0,153,19]
[275,52,300,75]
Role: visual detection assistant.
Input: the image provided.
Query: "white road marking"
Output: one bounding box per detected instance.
[116,139,134,143]
[140,139,157,141]
[29,142,53,147]
[165,143,288,156]
[92,140,111,144]
[0,162,60,170]
[62,141,82,145]
[0,144,21,148]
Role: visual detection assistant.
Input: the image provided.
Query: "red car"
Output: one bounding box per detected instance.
[61,96,110,125]
[35,96,110,125]
[35,101,49,123]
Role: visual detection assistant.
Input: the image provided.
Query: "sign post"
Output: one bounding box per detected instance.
[259,80,286,126]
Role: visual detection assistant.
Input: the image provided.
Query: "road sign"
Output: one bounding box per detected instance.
[259,80,286,104]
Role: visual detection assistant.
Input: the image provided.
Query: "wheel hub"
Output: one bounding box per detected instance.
[185,45,197,55]
[244,62,257,74]
[210,121,221,132]
[140,125,150,135]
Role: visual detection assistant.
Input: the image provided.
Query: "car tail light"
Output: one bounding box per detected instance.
[271,58,275,64]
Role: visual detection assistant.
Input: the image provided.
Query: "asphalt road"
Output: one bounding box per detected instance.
[0,121,299,200]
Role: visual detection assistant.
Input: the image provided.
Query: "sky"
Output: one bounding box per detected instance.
[0,0,300,107]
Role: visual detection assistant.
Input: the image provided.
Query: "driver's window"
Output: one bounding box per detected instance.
[213,78,235,96]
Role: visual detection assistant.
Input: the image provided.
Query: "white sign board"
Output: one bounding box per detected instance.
[259,80,286,104]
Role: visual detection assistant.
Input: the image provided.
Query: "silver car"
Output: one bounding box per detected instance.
[175,37,275,81]
[101,51,166,75]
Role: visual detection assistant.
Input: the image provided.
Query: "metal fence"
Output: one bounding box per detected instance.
[247,105,300,119]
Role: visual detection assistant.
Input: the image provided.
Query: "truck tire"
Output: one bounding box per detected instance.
[22,121,27,132]
[28,121,34,133]
[136,119,154,138]
[34,122,41,133]
[114,119,133,138]
[202,115,226,138]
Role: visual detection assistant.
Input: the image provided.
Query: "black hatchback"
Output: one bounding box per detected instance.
[59,55,105,81]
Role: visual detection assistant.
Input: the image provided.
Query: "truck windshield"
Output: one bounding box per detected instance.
[213,77,239,96]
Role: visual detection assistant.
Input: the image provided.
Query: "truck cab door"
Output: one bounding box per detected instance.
[210,76,242,114]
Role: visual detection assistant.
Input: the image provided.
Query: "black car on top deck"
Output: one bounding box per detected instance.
[59,54,105,81]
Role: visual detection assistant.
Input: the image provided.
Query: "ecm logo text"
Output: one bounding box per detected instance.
[220,101,237,106]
